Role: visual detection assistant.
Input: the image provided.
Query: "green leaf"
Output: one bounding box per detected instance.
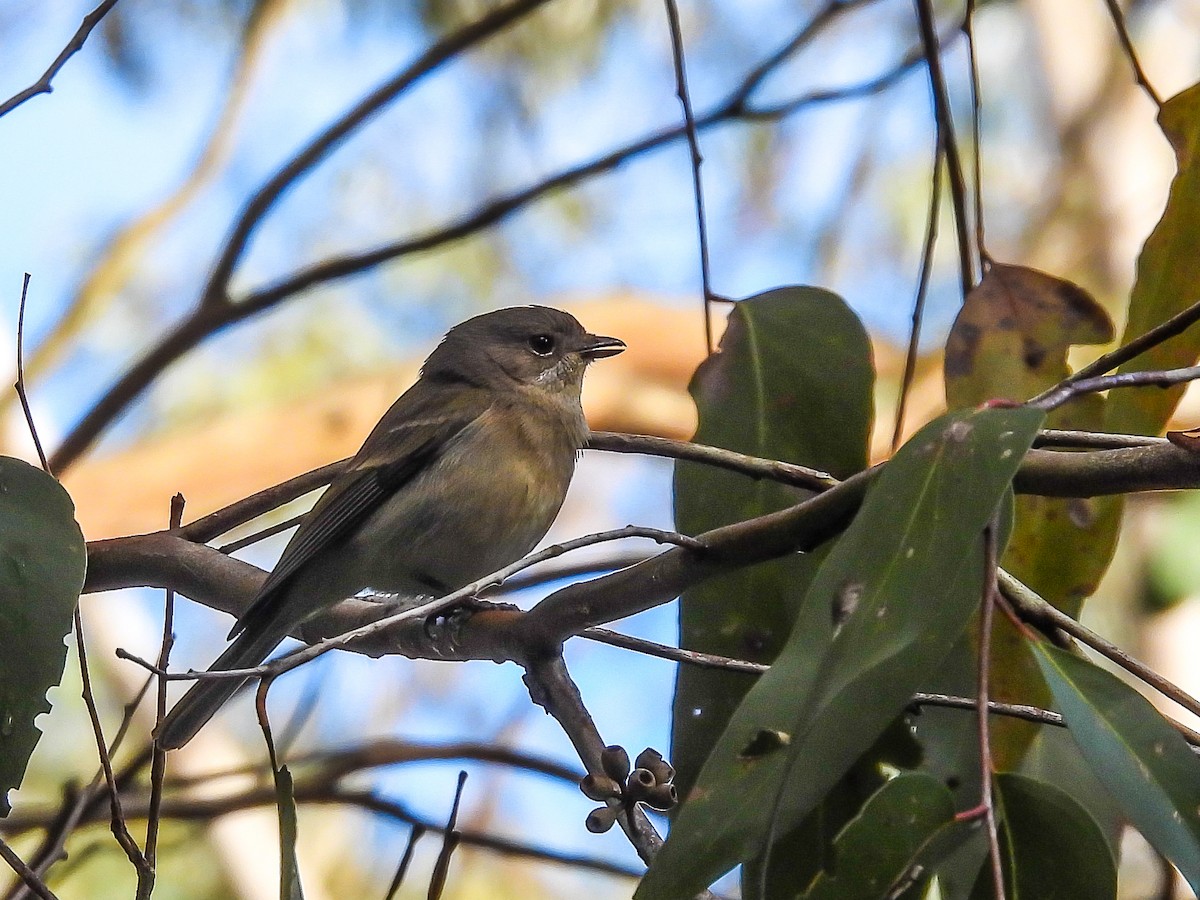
[800,773,954,900]
[639,406,1044,900]
[1106,82,1200,436]
[274,763,305,900]
[0,457,86,816]
[984,773,1116,899]
[1031,640,1200,892]
[672,286,873,798]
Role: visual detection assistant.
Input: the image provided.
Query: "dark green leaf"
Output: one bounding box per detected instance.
[1031,641,1200,893]
[800,773,954,900]
[985,772,1116,899]
[639,406,1044,899]
[0,457,86,816]
[672,286,873,796]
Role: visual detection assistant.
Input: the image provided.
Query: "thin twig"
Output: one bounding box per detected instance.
[384,825,425,900]
[579,631,1082,733]
[141,494,184,897]
[588,431,837,489]
[892,142,942,452]
[1099,0,1162,108]
[14,275,50,473]
[0,0,121,120]
[581,628,766,673]
[217,512,306,555]
[963,0,989,268]
[427,772,467,900]
[913,0,974,295]
[999,570,1200,724]
[1031,365,1200,412]
[978,518,1004,899]
[180,459,343,543]
[72,611,150,881]
[910,693,1064,728]
[663,0,718,354]
[0,837,58,900]
[491,550,652,594]
[1029,295,1200,406]
[724,0,877,110]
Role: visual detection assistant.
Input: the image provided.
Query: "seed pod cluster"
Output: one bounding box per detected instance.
[582,745,678,833]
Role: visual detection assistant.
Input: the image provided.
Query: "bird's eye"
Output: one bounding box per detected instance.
[528,334,555,356]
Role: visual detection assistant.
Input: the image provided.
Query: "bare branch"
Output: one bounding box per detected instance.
[200,0,555,311]
[1099,0,1162,108]
[913,0,974,294]
[893,141,942,452]
[581,628,767,674]
[662,0,719,353]
[384,824,424,900]
[1033,429,1164,449]
[14,275,50,473]
[1031,365,1200,412]
[963,1,989,268]
[72,611,150,883]
[0,0,121,120]
[910,693,1064,729]
[0,837,57,900]
[520,656,668,871]
[588,431,836,490]
[428,771,467,900]
[80,439,1200,677]
[141,494,185,898]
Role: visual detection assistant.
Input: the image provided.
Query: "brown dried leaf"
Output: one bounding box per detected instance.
[945,263,1114,408]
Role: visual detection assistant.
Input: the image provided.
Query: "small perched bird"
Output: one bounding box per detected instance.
[156,306,624,749]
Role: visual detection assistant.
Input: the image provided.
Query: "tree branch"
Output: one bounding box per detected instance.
[0,0,121,120]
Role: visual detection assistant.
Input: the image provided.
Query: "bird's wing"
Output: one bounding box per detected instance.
[229,385,488,638]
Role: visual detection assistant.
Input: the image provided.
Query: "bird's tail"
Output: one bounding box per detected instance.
[154,624,285,750]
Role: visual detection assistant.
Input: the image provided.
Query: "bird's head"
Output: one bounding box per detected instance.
[422,306,625,398]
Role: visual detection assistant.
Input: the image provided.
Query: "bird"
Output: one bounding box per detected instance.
[155,306,625,749]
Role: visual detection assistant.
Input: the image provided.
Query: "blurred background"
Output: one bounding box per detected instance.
[1,0,1199,896]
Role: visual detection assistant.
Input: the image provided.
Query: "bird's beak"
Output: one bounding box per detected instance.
[578,333,626,360]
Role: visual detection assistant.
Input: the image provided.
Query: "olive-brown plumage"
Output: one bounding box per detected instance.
[156,306,623,749]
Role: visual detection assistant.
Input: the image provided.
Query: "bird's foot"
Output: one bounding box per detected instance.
[423,597,517,643]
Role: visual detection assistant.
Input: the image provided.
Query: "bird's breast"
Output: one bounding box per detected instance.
[349,401,580,593]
